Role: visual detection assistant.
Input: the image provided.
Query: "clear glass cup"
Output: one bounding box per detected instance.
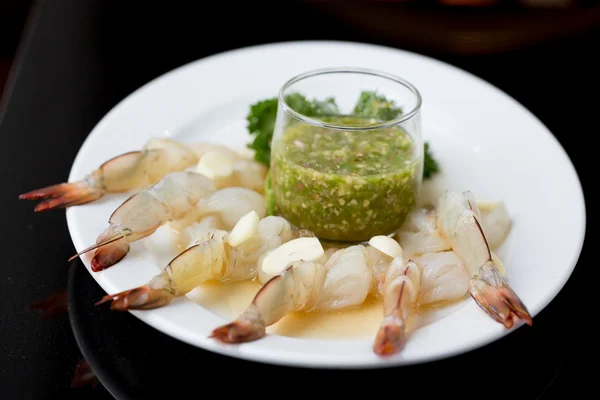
[270,67,423,243]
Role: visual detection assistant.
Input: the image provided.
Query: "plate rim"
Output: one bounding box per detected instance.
[64,40,587,369]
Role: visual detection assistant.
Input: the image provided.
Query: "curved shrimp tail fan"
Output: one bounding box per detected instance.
[95,286,174,310]
[19,181,104,212]
[69,230,130,272]
[470,263,533,329]
[373,315,407,356]
[209,319,266,344]
[210,305,266,344]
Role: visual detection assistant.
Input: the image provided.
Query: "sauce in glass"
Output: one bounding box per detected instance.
[271,116,422,242]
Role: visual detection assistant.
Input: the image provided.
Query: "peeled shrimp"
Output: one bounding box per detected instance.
[70,171,217,271]
[211,240,421,357]
[193,149,268,193]
[188,142,245,161]
[211,159,268,193]
[398,196,510,261]
[477,200,511,251]
[169,186,267,233]
[396,207,451,258]
[437,191,532,328]
[19,138,199,211]
[95,216,297,310]
[415,251,470,306]
[210,245,372,344]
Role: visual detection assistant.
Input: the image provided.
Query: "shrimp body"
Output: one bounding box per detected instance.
[233,216,295,279]
[20,138,199,211]
[169,187,267,232]
[73,171,217,271]
[210,244,401,345]
[416,251,470,306]
[96,216,297,310]
[188,142,244,161]
[193,148,269,193]
[437,191,532,328]
[314,245,375,311]
[477,200,511,251]
[199,187,267,229]
[396,207,450,258]
[212,159,269,194]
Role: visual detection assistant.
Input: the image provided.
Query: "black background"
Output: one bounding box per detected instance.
[0,0,594,398]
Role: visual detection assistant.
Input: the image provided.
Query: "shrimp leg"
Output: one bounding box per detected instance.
[20,138,198,211]
[373,258,421,356]
[71,171,216,271]
[210,260,326,343]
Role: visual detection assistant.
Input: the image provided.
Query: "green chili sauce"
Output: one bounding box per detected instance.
[271,116,422,242]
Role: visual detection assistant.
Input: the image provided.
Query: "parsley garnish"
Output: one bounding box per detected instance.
[246,91,440,180]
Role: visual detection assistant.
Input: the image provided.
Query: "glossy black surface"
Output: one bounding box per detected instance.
[0,0,593,398]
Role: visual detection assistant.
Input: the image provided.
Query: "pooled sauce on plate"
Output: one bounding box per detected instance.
[187,279,468,340]
[271,116,422,243]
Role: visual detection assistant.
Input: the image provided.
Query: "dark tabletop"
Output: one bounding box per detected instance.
[0,0,594,399]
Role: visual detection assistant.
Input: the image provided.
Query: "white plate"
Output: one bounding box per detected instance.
[65,41,585,368]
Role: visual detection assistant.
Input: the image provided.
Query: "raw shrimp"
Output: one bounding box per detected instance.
[70,171,217,272]
[211,159,268,193]
[175,215,225,246]
[194,150,268,193]
[168,186,267,232]
[211,241,422,356]
[20,138,199,211]
[396,207,451,258]
[188,142,245,161]
[210,244,403,344]
[477,200,511,251]
[373,258,420,356]
[95,216,297,310]
[437,190,532,328]
[209,245,370,344]
[415,251,470,306]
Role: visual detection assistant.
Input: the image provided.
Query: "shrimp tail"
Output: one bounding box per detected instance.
[90,237,130,272]
[69,226,131,272]
[19,179,104,212]
[209,304,266,343]
[373,314,407,356]
[470,261,532,329]
[19,150,153,212]
[373,259,420,357]
[95,285,174,310]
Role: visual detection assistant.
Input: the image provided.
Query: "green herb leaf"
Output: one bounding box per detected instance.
[423,142,440,179]
[246,97,279,166]
[352,90,403,121]
[246,93,340,166]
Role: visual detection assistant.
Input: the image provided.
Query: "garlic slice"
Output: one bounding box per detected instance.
[368,235,403,258]
[260,237,324,280]
[196,151,234,179]
[257,250,275,284]
[227,210,259,246]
